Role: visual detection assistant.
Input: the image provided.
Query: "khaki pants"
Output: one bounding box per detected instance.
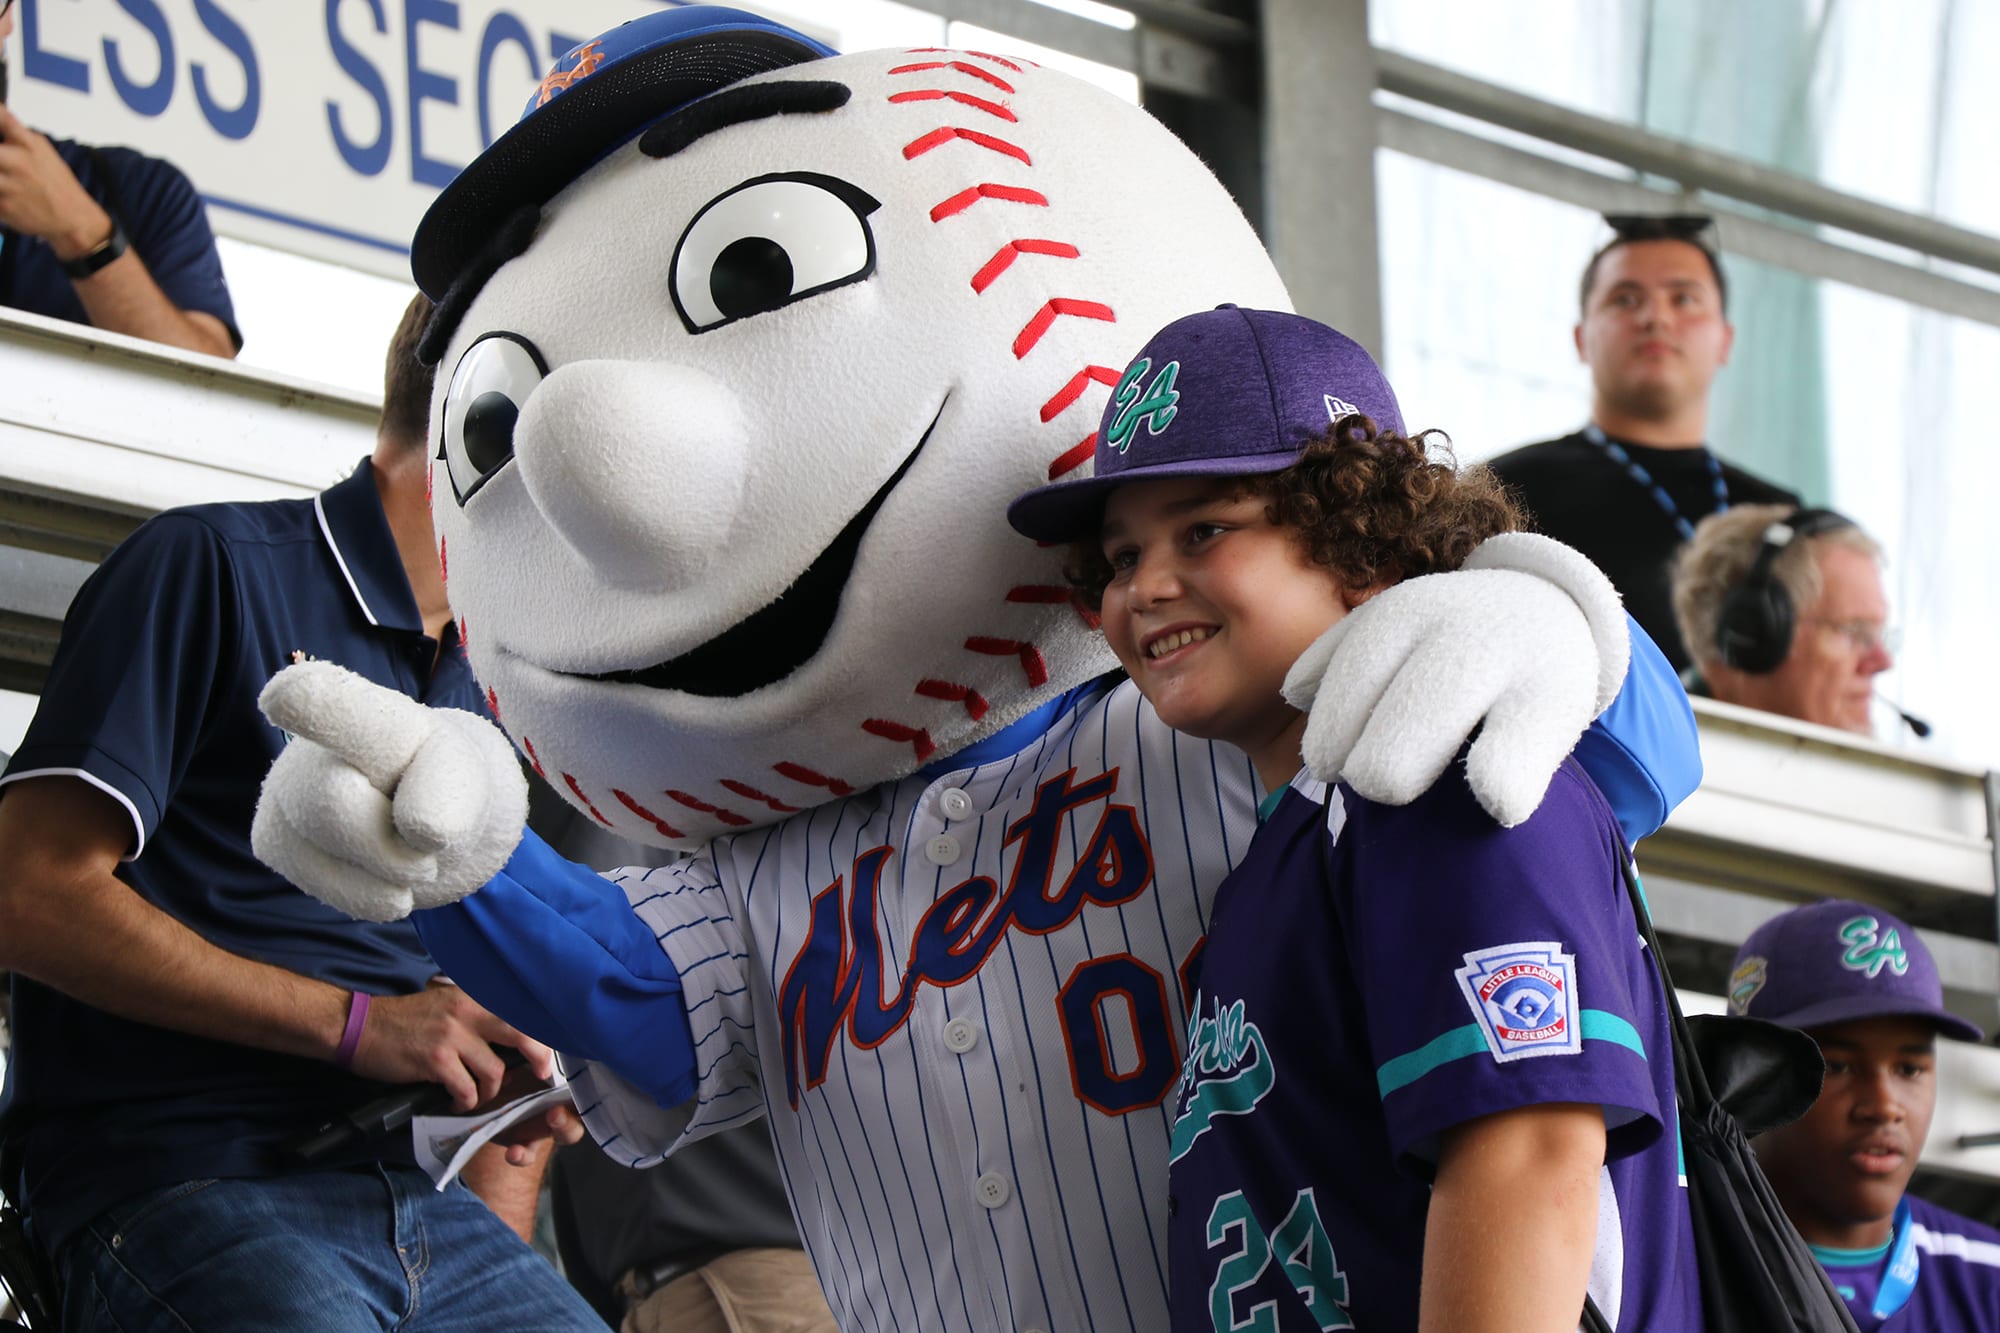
[620,1247,836,1333]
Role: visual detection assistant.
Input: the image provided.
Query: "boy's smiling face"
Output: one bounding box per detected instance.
[1098,475,1353,787]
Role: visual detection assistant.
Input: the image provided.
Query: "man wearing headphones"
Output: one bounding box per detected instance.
[1671,503,1897,736]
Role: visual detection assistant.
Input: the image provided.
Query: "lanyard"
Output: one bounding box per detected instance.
[1873,1196,1919,1319]
[1581,423,1727,541]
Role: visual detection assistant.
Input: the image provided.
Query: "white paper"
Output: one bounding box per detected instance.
[411,1076,573,1190]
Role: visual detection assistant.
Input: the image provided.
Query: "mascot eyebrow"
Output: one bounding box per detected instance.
[640,80,850,160]
[418,79,851,362]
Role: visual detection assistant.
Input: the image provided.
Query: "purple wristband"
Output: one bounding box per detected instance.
[335,991,371,1070]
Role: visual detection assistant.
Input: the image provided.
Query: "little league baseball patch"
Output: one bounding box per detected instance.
[1455,941,1584,1061]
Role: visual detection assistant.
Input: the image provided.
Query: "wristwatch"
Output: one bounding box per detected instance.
[60,215,129,279]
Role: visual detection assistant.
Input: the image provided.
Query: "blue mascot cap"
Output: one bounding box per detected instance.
[411,5,835,298]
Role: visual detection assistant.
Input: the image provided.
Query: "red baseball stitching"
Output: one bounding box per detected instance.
[613,788,686,840]
[1013,298,1115,359]
[930,183,1047,222]
[863,718,938,763]
[438,535,447,588]
[888,89,1016,122]
[1048,435,1096,479]
[963,637,1050,687]
[719,780,803,814]
[1041,366,1121,422]
[563,770,614,827]
[907,48,1027,73]
[520,736,546,778]
[666,789,752,828]
[889,59,1015,94]
[971,239,1078,294]
[903,126,1031,167]
[916,679,991,720]
[773,762,857,797]
[485,686,500,722]
[883,52,1109,767]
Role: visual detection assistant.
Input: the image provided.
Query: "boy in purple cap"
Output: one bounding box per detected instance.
[1731,899,2000,1330]
[1008,306,1702,1331]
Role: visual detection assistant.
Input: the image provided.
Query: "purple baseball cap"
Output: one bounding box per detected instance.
[1727,899,1983,1042]
[1007,305,1405,543]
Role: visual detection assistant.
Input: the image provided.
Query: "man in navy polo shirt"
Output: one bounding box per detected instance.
[1731,900,2000,1330]
[0,295,600,1330]
[0,0,238,356]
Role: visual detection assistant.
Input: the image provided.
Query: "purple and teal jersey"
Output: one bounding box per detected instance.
[1165,759,1701,1331]
[1816,1195,2000,1331]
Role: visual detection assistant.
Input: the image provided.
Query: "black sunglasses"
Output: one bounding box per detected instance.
[1602,213,1720,253]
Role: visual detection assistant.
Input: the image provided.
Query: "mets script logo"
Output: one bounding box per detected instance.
[1838,915,1909,978]
[536,40,607,107]
[777,768,1156,1108]
[1104,357,1182,454]
[1728,956,1768,1015]
[1168,993,1274,1163]
[1455,942,1582,1062]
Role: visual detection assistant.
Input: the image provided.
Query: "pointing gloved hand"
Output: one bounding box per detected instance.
[252,661,527,921]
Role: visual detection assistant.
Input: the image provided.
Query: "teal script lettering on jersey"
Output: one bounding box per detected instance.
[1104,357,1181,454]
[1168,995,1274,1163]
[777,768,1156,1107]
[1838,915,1910,979]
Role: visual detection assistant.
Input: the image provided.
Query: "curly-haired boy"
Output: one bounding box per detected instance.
[1008,306,1701,1332]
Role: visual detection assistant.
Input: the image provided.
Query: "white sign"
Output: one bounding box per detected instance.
[7,0,840,281]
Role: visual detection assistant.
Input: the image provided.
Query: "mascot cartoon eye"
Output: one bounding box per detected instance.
[438,332,548,505]
[671,172,880,332]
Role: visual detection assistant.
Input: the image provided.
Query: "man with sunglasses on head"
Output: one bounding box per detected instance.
[1490,214,1798,673]
[0,0,237,357]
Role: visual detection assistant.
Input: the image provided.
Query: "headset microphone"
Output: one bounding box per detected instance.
[1878,695,1931,739]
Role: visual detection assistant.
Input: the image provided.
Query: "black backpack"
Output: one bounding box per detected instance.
[1584,863,1861,1333]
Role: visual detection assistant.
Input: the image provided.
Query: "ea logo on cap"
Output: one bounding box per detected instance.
[1105,358,1182,454]
[1838,915,1909,979]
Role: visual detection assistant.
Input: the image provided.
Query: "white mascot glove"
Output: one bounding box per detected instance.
[250,661,527,922]
[1281,532,1630,826]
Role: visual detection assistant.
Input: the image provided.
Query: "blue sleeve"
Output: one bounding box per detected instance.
[1572,614,1702,849]
[414,829,698,1109]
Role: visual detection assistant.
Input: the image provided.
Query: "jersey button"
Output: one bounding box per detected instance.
[943,1017,979,1053]
[975,1172,1011,1209]
[925,834,961,866]
[938,786,974,820]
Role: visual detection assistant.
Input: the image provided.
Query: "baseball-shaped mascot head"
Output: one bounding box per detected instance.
[418,6,1289,846]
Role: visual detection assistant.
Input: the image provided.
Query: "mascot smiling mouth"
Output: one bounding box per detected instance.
[586,401,947,698]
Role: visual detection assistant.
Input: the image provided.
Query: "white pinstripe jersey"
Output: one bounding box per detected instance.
[567,676,1258,1333]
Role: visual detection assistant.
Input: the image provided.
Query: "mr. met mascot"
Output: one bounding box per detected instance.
[254,9,1695,1331]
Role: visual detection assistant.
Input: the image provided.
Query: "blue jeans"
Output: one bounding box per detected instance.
[56,1164,605,1332]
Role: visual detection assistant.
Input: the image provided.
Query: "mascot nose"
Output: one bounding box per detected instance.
[514,361,748,590]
